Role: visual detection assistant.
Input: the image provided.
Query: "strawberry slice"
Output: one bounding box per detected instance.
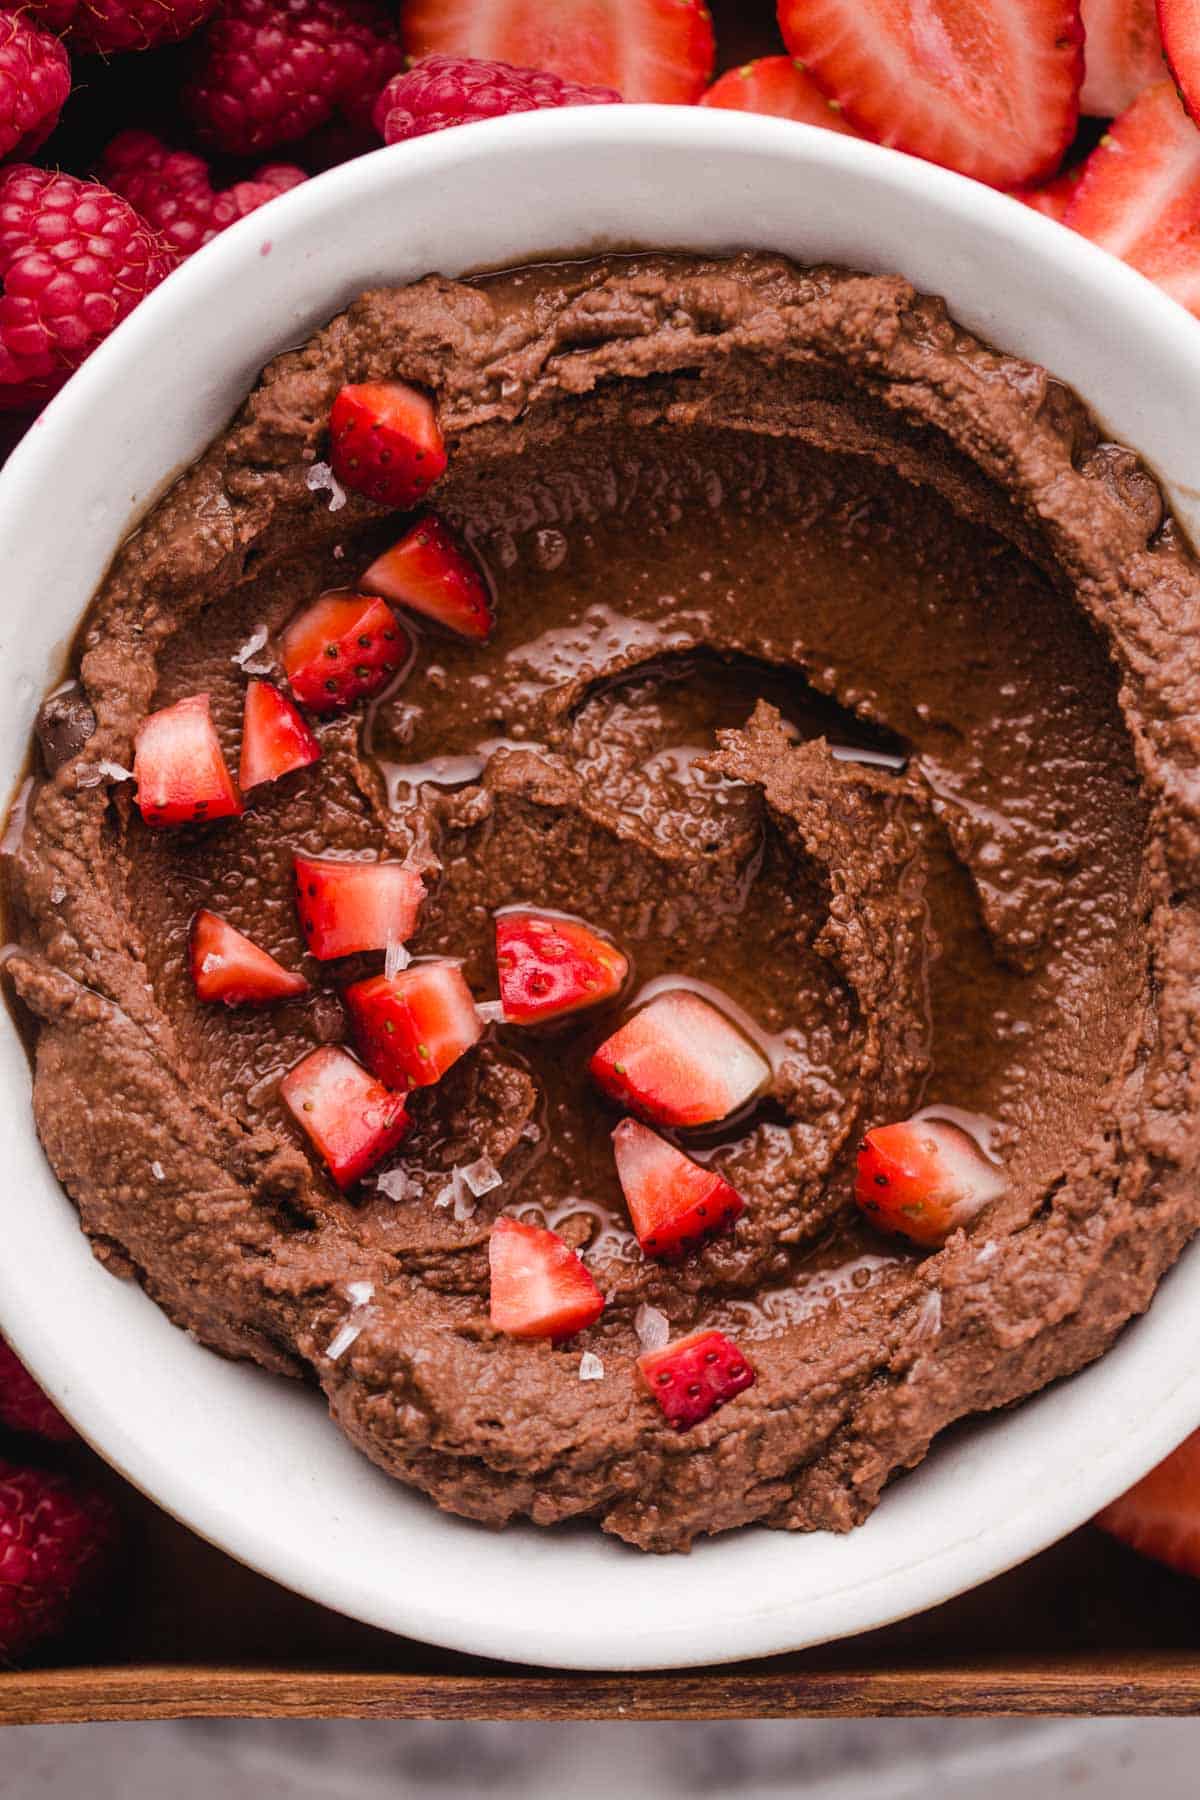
[495,910,628,1024]
[855,1117,1008,1247]
[611,1118,744,1259]
[1095,1429,1200,1576]
[133,692,243,828]
[361,512,493,641]
[280,593,410,714]
[329,381,447,510]
[294,856,426,961]
[239,680,321,791]
[699,54,860,133]
[189,909,309,1007]
[280,1045,410,1189]
[345,961,482,1088]
[1082,0,1163,115]
[589,990,769,1128]
[1011,163,1084,219]
[1157,0,1200,123]
[638,1329,756,1431]
[400,0,715,103]
[778,0,1084,188]
[488,1215,605,1339]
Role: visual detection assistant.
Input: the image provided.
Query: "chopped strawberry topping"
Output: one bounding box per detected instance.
[612,1119,743,1259]
[239,679,321,790]
[488,1215,605,1339]
[495,910,628,1024]
[699,54,861,133]
[1081,0,1164,116]
[328,380,447,509]
[280,593,409,713]
[855,1117,1008,1248]
[133,692,243,828]
[280,1044,410,1189]
[638,1329,756,1431]
[589,990,769,1128]
[1095,1428,1200,1577]
[345,961,482,1088]
[1011,164,1084,220]
[294,855,425,961]
[189,908,308,1006]
[361,511,493,641]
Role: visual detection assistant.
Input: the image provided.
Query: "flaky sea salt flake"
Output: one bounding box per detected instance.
[326,1320,361,1361]
[306,461,347,512]
[579,1352,604,1382]
[384,935,411,980]
[150,1161,165,1183]
[462,1154,502,1197]
[232,624,274,674]
[475,999,506,1025]
[376,1167,416,1202]
[635,1304,670,1353]
[346,1280,374,1308]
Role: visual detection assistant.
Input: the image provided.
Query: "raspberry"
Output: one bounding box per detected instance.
[26,0,219,54]
[0,12,71,162]
[187,0,405,156]
[100,129,305,265]
[374,53,622,145]
[0,1458,119,1661]
[0,166,172,412]
[0,1338,74,1443]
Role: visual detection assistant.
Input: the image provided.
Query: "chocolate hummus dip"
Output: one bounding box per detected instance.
[6,251,1200,1552]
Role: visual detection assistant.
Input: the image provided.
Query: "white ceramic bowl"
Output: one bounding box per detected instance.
[2,108,1199,1672]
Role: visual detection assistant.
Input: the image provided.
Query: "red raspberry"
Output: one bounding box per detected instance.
[374,53,622,144]
[0,1338,74,1443]
[187,0,405,155]
[100,129,305,265]
[0,11,71,162]
[0,1458,119,1661]
[0,166,172,412]
[26,0,219,53]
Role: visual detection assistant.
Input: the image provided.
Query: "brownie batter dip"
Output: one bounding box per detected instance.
[7,252,1200,1552]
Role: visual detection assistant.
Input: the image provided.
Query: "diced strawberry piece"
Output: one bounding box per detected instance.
[495,910,628,1025]
[1095,1428,1200,1576]
[280,1044,410,1188]
[1082,0,1163,116]
[328,380,447,509]
[611,1119,743,1259]
[133,692,243,828]
[1160,0,1200,125]
[361,512,493,641]
[280,593,409,714]
[1010,163,1084,220]
[294,855,426,961]
[488,1215,605,1339]
[589,991,769,1128]
[699,54,860,133]
[189,908,309,1006]
[638,1329,756,1431]
[778,0,1084,188]
[345,961,482,1088]
[855,1117,1008,1247]
[239,679,321,790]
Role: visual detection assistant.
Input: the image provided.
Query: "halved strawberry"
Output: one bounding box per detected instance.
[495,910,628,1025]
[329,381,447,510]
[1095,1429,1200,1576]
[1011,163,1084,219]
[345,961,482,1088]
[699,55,860,133]
[294,856,426,961]
[133,693,243,828]
[239,680,321,791]
[778,0,1084,188]
[189,909,309,1006]
[1083,0,1163,115]
[1159,0,1200,122]
[401,0,715,103]
[361,512,493,641]
[280,594,410,714]
[637,1329,756,1431]
[280,1045,410,1189]
[855,1118,1008,1247]
[612,1118,743,1259]
[589,990,769,1128]
[488,1214,605,1339]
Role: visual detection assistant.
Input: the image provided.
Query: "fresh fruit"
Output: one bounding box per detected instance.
[280,593,409,712]
[280,1044,410,1187]
[0,166,172,412]
[189,909,309,1006]
[1095,1428,1200,1576]
[100,130,305,266]
[361,512,493,639]
[855,1117,1008,1247]
[1158,0,1200,123]
[777,0,1084,188]
[400,0,714,103]
[0,1339,73,1443]
[328,381,447,510]
[1011,163,1084,219]
[0,12,71,163]
[589,990,770,1128]
[187,0,405,155]
[28,0,219,53]
[637,1328,756,1431]
[495,910,628,1024]
[294,855,425,960]
[239,680,320,790]
[699,54,859,133]
[1082,0,1164,115]
[133,693,243,828]
[488,1215,605,1339]
[373,51,621,143]
[345,961,482,1088]
[612,1119,744,1259]
[0,1458,119,1662]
